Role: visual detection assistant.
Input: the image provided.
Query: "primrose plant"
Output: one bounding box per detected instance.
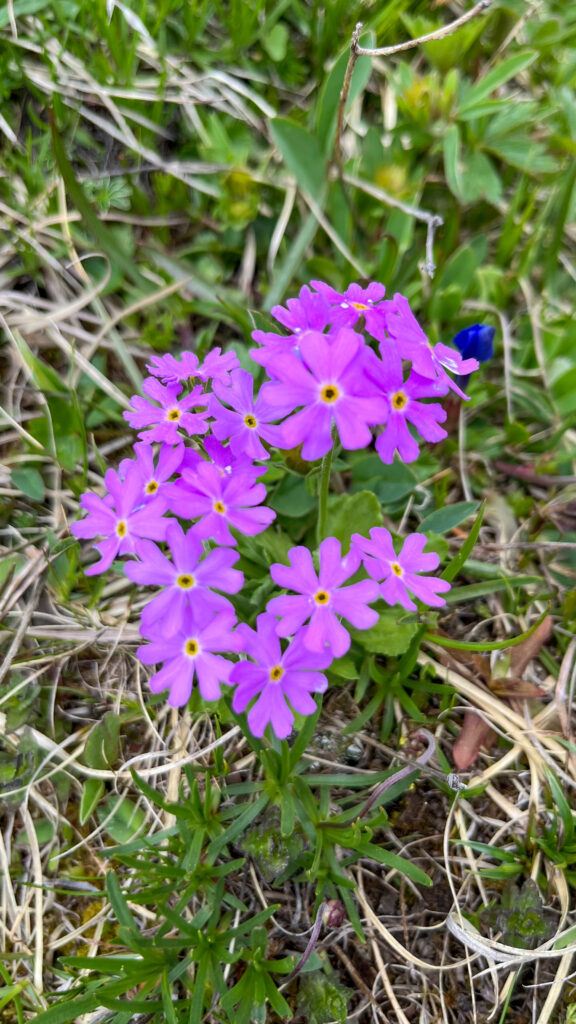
[72,281,486,740]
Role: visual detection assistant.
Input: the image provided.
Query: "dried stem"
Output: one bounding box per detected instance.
[355,0,493,58]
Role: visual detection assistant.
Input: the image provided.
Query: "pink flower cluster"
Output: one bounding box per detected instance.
[252,282,478,464]
[71,281,473,739]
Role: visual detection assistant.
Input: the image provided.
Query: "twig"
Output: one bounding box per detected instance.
[283,900,345,984]
[493,460,575,487]
[356,0,493,58]
[335,1,492,168]
[334,22,363,174]
[343,174,444,275]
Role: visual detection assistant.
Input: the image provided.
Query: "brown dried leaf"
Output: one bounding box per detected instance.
[509,614,553,678]
[453,711,494,771]
[489,678,548,699]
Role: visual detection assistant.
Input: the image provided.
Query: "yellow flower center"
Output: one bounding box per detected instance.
[145,480,159,494]
[167,408,181,422]
[185,639,199,657]
[351,301,368,310]
[320,384,339,404]
[391,562,403,577]
[244,414,257,429]
[391,391,407,411]
[269,665,284,681]
[314,589,330,605]
[213,501,226,514]
[176,574,195,589]
[116,519,127,537]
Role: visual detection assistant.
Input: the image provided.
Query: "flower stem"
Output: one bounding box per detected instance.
[317,445,333,546]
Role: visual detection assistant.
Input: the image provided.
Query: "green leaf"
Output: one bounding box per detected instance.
[11,467,45,501]
[269,118,327,198]
[97,796,146,844]
[315,36,374,154]
[443,124,463,199]
[419,501,479,534]
[423,19,485,71]
[207,793,269,861]
[0,0,58,26]
[47,394,87,472]
[262,22,288,62]
[11,329,87,472]
[349,608,418,657]
[429,283,463,321]
[352,455,410,496]
[83,713,121,769]
[328,655,358,679]
[21,995,101,1024]
[484,137,556,174]
[442,501,485,583]
[545,768,575,844]
[459,52,538,113]
[12,329,67,393]
[424,606,550,652]
[262,972,292,1018]
[161,971,178,1024]
[462,151,503,205]
[445,576,542,602]
[269,473,316,517]
[355,843,431,886]
[325,490,383,551]
[79,778,105,825]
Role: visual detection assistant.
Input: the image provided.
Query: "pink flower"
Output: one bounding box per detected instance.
[118,442,185,503]
[270,284,333,335]
[138,605,242,706]
[70,466,168,575]
[124,378,209,444]
[125,521,244,635]
[352,528,451,611]
[383,294,479,397]
[166,461,275,546]
[267,537,380,657]
[311,280,387,338]
[230,613,331,739]
[146,347,239,387]
[178,438,266,486]
[364,348,448,464]
[263,329,387,461]
[146,351,202,385]
[209,368,283,461]
[198,347,240,385]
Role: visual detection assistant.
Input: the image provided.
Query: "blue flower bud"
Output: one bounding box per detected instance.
[452,324,495,364]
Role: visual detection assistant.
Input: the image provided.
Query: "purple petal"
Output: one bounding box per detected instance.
[397,534,439,573]
[375,414,420,464]
[403,571,451,607]
[196,652,229,700]
[330,581,380,627]
[267,594,311,636]
[304,606,350,657]
[84,536,120,575]
[380,575,417,611]
[271,546,318,594]
[248,688,294,739]
[226,505,276,536]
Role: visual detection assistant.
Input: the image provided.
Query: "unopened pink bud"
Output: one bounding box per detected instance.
[323,900,346,928]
